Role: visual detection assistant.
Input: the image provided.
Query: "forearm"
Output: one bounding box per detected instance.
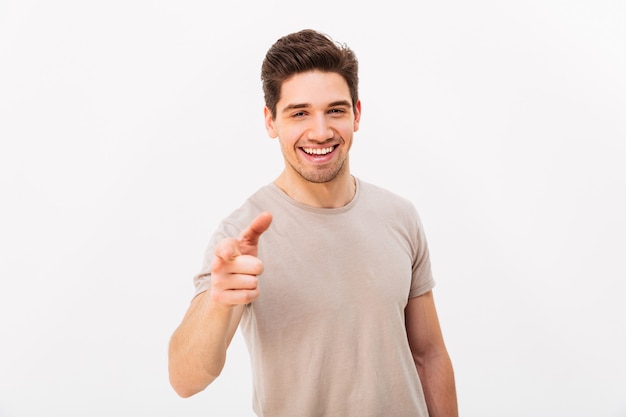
[168,291,239,397]
[415,350,458,417]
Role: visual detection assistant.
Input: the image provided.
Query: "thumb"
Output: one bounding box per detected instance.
[238,211,272,253]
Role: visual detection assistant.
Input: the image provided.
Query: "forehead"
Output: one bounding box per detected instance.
[278,71,351,109]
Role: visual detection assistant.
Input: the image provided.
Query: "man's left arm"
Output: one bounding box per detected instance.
[405,290,458,417]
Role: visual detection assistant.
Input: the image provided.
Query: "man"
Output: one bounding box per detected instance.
[169,29,458,416]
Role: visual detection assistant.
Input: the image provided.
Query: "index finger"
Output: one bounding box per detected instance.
[239,211,273,247]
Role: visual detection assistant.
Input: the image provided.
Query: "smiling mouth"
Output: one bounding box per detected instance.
[302,146,336,156]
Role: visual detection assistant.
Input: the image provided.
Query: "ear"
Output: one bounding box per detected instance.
[353,100,362,132]
[264,106,278,138]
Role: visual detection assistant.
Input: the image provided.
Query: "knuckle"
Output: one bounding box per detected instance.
[255,260,265,275]
[210,257,224,273]
[241,289,259,304]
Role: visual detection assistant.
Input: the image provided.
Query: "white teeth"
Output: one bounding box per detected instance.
[303,146,334,155]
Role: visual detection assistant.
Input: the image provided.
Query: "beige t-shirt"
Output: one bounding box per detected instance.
[194,178,435,417]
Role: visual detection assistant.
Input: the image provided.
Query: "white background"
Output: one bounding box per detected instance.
[1,1,625,416]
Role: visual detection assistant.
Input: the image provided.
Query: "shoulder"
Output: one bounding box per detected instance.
[355,178,428,237]
[357,178,417,214]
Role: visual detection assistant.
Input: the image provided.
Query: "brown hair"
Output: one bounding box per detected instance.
[261,29,359,118]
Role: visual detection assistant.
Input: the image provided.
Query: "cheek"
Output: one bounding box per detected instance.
[339,124,356,142]
[278,136,297,155]
[277,125,302,145]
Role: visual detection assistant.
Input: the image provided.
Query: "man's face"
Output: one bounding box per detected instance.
[265,71,361,185]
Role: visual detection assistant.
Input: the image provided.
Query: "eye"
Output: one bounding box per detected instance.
[328,108,346,115]
[292,111,307,118]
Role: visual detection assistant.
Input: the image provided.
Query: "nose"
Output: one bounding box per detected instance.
[307,113,334,141]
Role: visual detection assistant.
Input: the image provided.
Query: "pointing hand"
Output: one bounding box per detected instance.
[210,212,273,306]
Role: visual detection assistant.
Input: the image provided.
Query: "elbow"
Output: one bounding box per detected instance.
[412,345,452,370]
[168,366,219,398]
[169,372,196,398]
[169,375,210,399]
[172,386,196,399]
[173,386,201,399]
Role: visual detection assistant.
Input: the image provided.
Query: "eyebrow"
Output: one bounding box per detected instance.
[281,100,352,114]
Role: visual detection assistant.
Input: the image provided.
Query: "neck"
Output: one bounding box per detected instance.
[274,173,356,208]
